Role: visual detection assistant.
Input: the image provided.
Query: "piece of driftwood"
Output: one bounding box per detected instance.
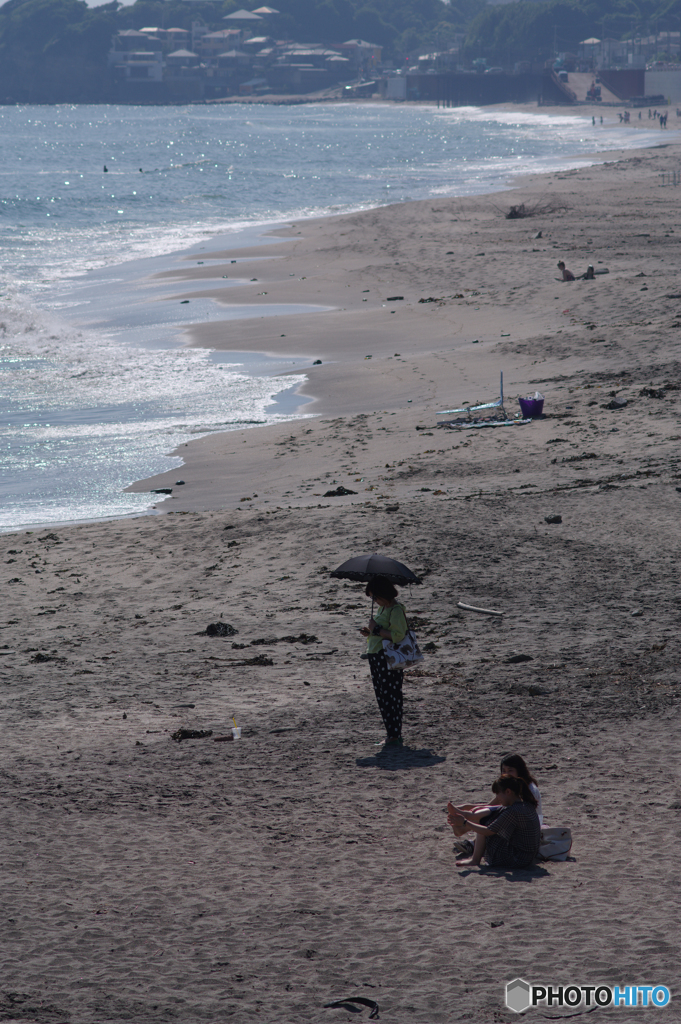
[505,199,569,219]
[457,601,503,617]
[439,418,531,430]
[171,728,213,742]
[323,996,379,1019]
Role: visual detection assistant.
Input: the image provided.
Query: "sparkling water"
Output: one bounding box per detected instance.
[0,102,663,532]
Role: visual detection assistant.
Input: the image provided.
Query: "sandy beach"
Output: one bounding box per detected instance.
[3,128,681,1022]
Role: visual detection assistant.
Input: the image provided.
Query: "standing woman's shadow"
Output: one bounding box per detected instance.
[356,745,446,771]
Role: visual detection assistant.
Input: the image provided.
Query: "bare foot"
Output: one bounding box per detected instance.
[455,856,480,867]
[447,801,465,830]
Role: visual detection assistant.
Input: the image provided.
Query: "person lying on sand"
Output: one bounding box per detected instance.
[447,775,540,869]
[578,264,608,279]
[449,753,543,841]
[557,260,575,281]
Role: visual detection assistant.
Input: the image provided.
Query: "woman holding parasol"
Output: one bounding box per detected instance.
[359,576,408,745]
[331,554,421,747]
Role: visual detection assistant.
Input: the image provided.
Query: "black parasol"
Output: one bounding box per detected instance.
[330,552,422,586]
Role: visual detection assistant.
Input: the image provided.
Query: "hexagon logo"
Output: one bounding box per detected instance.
[506,978,531,1014]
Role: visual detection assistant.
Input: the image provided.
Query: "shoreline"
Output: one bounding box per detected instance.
[125,133,681,516]
[3,103,674,536]
[2,124,681,1023]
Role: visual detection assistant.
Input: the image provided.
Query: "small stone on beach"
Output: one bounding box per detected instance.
[205,622,238,637]
[172,728,213,742]
[323,486,357,497]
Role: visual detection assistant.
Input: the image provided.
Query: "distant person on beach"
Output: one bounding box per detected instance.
[447,775,540,869]
[582,264,595,280]
[557,260,575,281]
[359,576,408,746]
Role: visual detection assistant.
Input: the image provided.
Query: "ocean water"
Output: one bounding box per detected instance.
[0,102,665,532]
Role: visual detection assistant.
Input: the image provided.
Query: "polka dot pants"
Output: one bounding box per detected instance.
[368,651,404,739]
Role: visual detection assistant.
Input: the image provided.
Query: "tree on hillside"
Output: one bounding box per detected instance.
[465,0,681,67]
[0,0,117,101]
[115,0,238,32]
[466,1,604,65]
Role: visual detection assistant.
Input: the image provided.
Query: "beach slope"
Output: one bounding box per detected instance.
[2,140,681,1022]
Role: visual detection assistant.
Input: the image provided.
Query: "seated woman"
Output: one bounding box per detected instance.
[449,754,542,840]
[500,753,542,824]
[447,775,540,869]
[448,782,502,839]
[557,260,575,281]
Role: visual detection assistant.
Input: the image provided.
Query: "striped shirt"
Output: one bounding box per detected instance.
[486,801,540,867]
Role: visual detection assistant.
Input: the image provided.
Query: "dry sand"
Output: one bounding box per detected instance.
[3,132,681,1023]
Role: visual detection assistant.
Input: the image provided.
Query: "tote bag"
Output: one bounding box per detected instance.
[539,826,573,862]
[381,606,424,672]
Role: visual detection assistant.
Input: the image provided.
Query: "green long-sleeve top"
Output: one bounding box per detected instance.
[366,602,408,654]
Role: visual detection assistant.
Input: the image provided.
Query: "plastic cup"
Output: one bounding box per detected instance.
[232,726,241,740]
[519,396,544,418]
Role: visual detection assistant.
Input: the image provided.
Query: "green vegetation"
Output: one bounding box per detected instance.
[0,0,118,101]
[3,0,681,103]
[0,0,482,102]
[466,0,681,68]
[112,0,483,53]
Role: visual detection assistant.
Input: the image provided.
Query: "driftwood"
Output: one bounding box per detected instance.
[171,728,213,742]
[505,200,569,219]
[323,996,380,1019]
[457,601,503,617]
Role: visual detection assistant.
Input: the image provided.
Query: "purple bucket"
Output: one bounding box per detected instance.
[519,396,544,418]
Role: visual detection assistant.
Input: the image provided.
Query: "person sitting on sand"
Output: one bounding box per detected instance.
[447,775,540,869]
[449,753,543,844]
[449,776,507,846]
[582,264,595,280]
[359,576,408,746]
[500,753,542,823]
[557,260,575,281]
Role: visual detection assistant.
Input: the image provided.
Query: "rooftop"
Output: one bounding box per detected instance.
[224,9,264,20]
